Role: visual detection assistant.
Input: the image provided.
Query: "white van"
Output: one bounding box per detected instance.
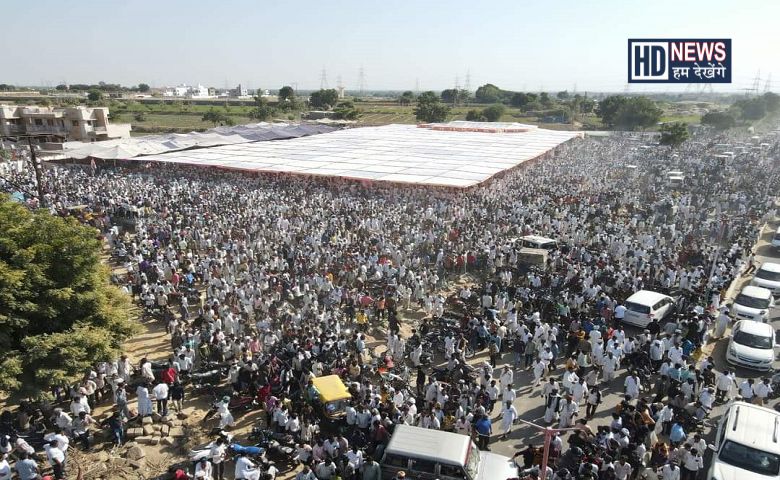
[622,290,675,327]
[517,235,558,251]
[733,285,775,322]
[708,402,780,480]
[751,262,780,295]
[381,425,516,480]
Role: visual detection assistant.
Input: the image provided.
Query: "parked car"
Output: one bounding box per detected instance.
[751,262,780,295]
[726,320,777,371]
[733,285,775,322]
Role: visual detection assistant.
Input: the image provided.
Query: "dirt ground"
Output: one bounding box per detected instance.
[71,265,483,479]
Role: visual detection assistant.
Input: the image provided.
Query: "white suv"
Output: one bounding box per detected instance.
[709,402,780,480]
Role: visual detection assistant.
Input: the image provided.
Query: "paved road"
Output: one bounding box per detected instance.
[482,218,780,466]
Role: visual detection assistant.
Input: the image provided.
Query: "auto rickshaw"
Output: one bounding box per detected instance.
[310,375,352,433]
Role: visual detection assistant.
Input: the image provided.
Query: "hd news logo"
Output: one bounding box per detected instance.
[628,39,731,83]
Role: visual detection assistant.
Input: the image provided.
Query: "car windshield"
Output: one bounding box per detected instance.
[625,301,651,314]
[466,442,480,479]
[719,440,780,476]
[735,293,770,309]
[733,330,773,349]
[755,268,780,282]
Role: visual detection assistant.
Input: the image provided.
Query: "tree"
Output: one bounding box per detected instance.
[475,84,503,104]
[202,108,232,126]
[659,122,689,148]
[137,83,150,93]
[399,91,415,106]
[465,109,485,121]
[539,92,553,108]
[734,97,767,120]
[414,91,450,123]
[333,101,360,120]
[87,90,103,102]
[441,89,458,104]
[556,91,570,100]
[309,89,339,109]
[598,95,661,130]
[701,112,736,130]
[763,92,780,113]
[482,104,506,122]
[0,197,137,400]
[249,97,276,121]
[510,93,530,110]
[278,86,295,102]
[55,84,68,91]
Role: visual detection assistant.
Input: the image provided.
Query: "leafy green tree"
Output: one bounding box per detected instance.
[734,97,767,120]
[763,92,780,113]
[465,109,485,121]
[55,84,68,91]
[249,97,276,121]
[309,89,339,109]
[539,92,553,108]
[441,89,458,104]
[278,86,295,102]
[414,91,450,123]
[202,108,232,126]
[482,104,506,122]
[659,122,689,148]
[399,91,415,106]
[556,91,570,100]
[510,93,530,110]
[615,97,662,130]
[701,112,736,130]
[598,95,662,130]
[87,90,103,102]
[474,84,503,104]
[333,101,360,120]
[0,197,137,400]
[138,83,150,93]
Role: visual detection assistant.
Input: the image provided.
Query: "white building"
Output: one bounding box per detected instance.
[162,84,214,99]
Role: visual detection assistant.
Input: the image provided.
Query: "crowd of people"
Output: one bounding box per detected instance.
[0,125,778,480]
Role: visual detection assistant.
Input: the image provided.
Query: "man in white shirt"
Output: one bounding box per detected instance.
[194,458,213,479]
[152,381,169,417]
[715,370,736,403]
[660,461,680,480]
[753,377,773,405]
[739,379,755,401]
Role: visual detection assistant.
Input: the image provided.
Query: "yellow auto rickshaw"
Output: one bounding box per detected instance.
[311,375,352,432]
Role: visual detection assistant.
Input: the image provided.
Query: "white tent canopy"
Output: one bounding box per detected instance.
[137,123,582,188]
[62,122,336,160]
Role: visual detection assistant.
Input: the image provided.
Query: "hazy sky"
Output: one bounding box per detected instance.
[3,0,779,93]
